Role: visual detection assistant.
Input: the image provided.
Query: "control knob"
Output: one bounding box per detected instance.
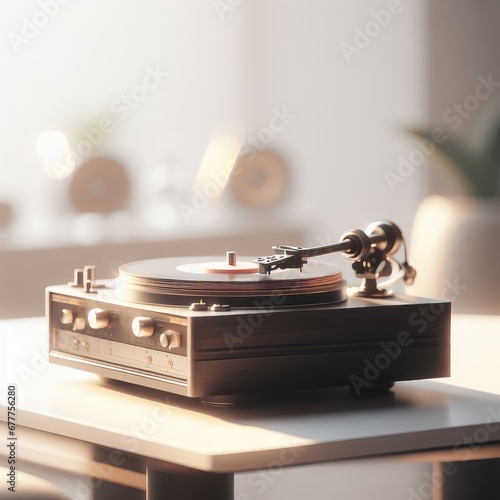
[60,308,73,325]
[160,330,181,349]
[88,308,110,329]
[132,317,155,338]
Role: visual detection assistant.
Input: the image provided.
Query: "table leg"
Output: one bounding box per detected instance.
[146,466,234,500]
[439,458,500,500]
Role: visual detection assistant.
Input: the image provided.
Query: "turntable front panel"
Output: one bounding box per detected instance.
[48,289,192,396]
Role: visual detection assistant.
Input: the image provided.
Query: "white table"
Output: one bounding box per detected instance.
[1,316,500,499]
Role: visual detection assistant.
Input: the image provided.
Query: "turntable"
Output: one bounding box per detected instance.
[47,221,450,403]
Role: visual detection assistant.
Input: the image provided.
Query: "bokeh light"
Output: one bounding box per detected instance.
[35,130,69,161]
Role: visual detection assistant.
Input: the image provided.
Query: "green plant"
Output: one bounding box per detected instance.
[406,115,500,197]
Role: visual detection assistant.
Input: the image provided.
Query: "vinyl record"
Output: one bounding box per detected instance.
[117,256,346,308]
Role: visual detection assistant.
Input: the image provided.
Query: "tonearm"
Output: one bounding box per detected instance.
[254,220,416,298]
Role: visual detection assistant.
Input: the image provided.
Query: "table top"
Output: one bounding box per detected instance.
[1,315,500,473]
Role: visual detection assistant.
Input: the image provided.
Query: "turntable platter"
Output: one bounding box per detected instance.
[117,256,346,307]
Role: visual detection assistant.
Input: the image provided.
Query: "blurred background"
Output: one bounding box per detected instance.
[1,0,500,498]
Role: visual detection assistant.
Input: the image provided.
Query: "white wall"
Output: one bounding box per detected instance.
[0,0,427,255]
[0,0,251,245]
[243,0,427,239]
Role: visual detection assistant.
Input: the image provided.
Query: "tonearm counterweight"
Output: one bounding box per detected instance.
[254,220,416,298]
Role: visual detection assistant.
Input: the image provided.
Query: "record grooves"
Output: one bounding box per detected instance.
[117,256,346,307]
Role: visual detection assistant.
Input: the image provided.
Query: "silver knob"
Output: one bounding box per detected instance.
[167,331,181,349]
[160,330,181,349]
[60,308,74,325]
[132,317,155,338]
[88,308,110,329]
